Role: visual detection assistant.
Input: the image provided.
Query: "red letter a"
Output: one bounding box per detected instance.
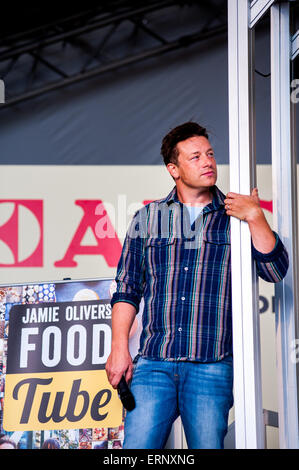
[54,200,121,267]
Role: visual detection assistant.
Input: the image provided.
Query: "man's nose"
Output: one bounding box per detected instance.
[201,154,213,166]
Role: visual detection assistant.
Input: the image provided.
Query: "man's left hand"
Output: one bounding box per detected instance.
[224,188,262,222]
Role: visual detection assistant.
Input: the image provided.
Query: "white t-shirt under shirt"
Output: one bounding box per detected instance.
[184,204,204,226]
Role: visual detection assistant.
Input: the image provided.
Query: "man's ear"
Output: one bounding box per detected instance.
[166,162,179,180]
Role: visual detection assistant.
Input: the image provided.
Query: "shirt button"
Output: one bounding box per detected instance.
[184,267,188,271]
[178,328,182,332]
[181,296,185,301]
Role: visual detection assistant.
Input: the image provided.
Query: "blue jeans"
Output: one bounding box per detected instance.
[123,356,234,449]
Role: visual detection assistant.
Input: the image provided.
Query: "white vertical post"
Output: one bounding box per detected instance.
[228,0,264,448]
[270,1,299,449]
[165,418,185,449]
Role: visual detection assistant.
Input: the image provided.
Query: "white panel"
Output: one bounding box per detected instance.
[228,0,264,449]
[165,418,185,449]
[270,2,299,449]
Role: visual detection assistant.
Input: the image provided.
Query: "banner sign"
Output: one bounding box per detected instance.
[0,278,135,449]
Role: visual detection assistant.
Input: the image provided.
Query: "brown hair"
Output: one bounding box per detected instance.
[161,121,209,166]
[42,438,60,449]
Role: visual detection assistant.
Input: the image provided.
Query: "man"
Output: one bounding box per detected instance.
[105,122,289,449]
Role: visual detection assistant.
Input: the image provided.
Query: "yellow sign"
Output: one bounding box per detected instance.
[3,299,123,432]
[4,370,122,431]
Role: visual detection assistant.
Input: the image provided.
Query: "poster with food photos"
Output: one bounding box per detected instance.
[0,278,142,449]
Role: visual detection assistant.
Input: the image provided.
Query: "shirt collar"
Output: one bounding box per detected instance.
[160,185,226,212]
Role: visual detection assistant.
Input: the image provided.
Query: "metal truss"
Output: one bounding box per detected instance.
[0,0,228,108]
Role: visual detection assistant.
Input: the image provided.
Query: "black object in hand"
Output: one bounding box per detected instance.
[117,376,135,411]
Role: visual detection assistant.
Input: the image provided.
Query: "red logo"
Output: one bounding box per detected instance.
[55,200,122,268]
[260,200,273,213]
[0,200,43,267]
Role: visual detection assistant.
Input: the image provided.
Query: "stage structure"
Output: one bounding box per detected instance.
[0,1,228,108]
[228,0,299,449]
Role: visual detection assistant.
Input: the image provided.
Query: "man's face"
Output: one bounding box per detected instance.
[167,135,217,190]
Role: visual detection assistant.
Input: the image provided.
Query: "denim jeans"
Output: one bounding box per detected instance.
[123,355,234,449]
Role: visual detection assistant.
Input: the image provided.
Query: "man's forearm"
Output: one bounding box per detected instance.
[247,208,276,254]
[224,189,276,254]
[111,301,137,349]
[106,301,137,388]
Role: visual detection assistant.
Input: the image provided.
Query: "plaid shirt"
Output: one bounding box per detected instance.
[111,185,289,362]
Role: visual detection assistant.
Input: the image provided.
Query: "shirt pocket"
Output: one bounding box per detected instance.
[144,238,176,274]
[202,231,231,267]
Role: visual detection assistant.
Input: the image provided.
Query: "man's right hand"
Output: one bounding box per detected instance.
[105,347,133,389]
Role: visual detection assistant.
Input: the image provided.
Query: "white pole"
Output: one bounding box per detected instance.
[270,1,299,449]
[228,0,264,448]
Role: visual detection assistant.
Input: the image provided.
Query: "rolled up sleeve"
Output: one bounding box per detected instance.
[111,210,146,314]
[252,231,289,283]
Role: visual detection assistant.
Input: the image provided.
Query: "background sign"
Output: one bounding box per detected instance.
[0,165,287,448]
[0,278,136,449]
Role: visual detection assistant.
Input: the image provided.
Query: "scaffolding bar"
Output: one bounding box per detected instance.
[291,30,299,61]
[228,0,264,449]
[270,1,299,449]
[250,0,276,28]
[0,24,227,109]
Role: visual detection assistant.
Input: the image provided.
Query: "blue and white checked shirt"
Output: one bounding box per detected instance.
[111,185,289,362]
